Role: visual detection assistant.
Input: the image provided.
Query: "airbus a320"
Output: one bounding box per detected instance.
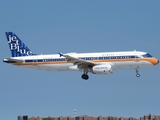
[3,32,159,80]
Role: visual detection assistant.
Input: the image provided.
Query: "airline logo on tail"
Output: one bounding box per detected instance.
[6,32,35,57]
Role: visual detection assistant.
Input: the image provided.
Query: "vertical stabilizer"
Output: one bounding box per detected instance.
[5,32,36,57]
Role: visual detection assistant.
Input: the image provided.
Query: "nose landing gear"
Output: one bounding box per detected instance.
[136,68,140,77]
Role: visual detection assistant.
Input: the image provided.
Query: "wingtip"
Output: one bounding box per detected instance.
[58,52,63,57]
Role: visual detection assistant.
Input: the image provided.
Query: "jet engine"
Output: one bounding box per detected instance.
[91,64,113,74]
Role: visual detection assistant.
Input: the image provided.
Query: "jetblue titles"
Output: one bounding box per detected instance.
[8,35,32,56]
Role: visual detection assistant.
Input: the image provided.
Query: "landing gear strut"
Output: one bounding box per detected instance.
[136,68,140,77]
[81,72,89,80]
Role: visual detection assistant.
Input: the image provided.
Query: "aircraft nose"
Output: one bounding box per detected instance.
[155,58,159,65]
[151,58,159,65]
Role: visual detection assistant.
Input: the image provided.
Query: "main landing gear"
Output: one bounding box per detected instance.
[136,68,140,78]
[81,72,89,80]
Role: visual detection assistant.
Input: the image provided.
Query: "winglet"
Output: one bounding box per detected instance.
[59,52,63,57]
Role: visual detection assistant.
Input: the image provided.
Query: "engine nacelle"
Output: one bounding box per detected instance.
[92,64,113,74]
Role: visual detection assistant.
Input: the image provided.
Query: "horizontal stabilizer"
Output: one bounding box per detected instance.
[3,58,24,64]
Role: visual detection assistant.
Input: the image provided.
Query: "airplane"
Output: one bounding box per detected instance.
[3,32,159,80]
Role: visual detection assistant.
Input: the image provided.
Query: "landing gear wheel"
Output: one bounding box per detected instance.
[135,67,140,78]
[81,74,89,80]
[136,74,140,77]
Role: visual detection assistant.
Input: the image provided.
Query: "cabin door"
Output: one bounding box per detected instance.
[134,50,140,62]
[33,57,38,65]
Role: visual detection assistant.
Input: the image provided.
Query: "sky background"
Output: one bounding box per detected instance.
[0,1,160,120]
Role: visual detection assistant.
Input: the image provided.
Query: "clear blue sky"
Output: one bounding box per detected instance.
[0,1,160,120]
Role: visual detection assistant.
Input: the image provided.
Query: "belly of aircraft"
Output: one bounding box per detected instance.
[24,64,73,71]
[112,61,153,69]
[16,60,153,72]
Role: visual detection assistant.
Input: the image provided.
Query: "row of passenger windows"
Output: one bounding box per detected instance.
[42,59,66,62]
[27,56,140,62]
[80,56,137,60]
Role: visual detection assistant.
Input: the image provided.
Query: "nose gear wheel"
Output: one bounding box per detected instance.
[136,68,140,78]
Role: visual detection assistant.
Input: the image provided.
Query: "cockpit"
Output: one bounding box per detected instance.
[142,53,153,58]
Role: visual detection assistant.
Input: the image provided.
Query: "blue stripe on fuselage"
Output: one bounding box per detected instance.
[24,55,139,63]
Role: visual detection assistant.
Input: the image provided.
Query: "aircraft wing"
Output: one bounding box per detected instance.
[59,53,96,66]
[3,58,24,63]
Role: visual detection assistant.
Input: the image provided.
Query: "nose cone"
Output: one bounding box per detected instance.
[149,58,159,65]
[154,58,159,65]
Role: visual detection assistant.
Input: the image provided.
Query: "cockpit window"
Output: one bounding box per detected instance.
[142,53,152,58]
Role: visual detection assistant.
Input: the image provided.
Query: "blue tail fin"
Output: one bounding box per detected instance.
[5,32,36,57]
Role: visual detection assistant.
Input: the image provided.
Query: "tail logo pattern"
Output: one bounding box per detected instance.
[6,32,34,57]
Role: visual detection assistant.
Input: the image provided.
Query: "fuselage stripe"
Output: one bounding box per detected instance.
[13,58,155,66]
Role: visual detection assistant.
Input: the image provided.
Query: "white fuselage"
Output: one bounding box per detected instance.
[4,32,159,79]
[6,51,158,72]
